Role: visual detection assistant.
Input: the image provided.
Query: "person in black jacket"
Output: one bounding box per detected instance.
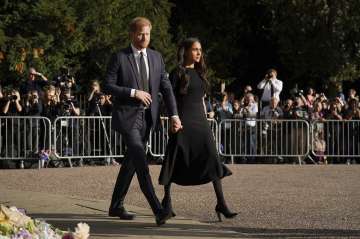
[23,90,43,154]
[104,17,181,226]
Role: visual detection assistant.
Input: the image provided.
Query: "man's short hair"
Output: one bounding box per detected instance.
[266,68,277,75]
[245,92,255,100]
[270,97,279,103]
[129,17,152,33]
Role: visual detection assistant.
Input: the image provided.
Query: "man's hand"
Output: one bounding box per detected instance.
[170,116,182,133]
[135,90,152,107]
[207,111,215,119]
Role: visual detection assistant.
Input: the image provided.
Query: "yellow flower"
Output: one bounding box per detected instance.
[0,205,31,228]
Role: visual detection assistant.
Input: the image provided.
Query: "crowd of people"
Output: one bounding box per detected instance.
[207,69,359,123]
[0,67,113,120]
[0,67,359,167]
[203,69,360,164]
[0,66,117,168]
[1,67,359,122]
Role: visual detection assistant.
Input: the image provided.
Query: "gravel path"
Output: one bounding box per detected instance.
[1,165,359,237]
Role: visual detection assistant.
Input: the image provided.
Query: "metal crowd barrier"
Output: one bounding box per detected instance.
[148,117,218,157]
[53,116,125,163]
[2,116,360,168]
[148,117,170,157]
[218,119,310,160]
[311,119,360,158]
[208,118,219,150]
[0,116,52,168]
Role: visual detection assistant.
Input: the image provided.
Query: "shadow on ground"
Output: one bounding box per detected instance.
[30,213,360,238]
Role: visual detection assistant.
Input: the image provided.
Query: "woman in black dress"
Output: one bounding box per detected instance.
[159,38,237,221]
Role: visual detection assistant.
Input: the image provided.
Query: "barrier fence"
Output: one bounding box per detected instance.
[1,116,359,168]
[0,116,51,168]
[53,116,125,159]
[218,119,310,157]
[311,119,360,158]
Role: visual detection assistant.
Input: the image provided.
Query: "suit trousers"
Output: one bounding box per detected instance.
[109,109,161,215]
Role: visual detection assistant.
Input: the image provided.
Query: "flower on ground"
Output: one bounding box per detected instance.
[72,223,89,239]
[0,205,90,239]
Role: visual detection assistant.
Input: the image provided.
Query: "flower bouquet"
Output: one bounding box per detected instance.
[0,205,89,239]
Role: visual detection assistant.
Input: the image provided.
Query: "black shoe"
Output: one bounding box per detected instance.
[161,197,176,218]
[155,209,172,226]
[109,207,136,220]
[215,204,237,222]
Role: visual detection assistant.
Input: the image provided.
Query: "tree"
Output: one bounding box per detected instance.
[266,0,360,90]
[0,0,86,87]
[73,0,175,84]
[1,0,359,95]
[169,0,279,91]
[170,0,360,94]
[0,0,175,90]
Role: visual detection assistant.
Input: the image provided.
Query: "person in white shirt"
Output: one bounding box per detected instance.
[239,93,258,127]
[260,97,284,163]
[260,97,283,119]
[238,93,258,163]
[257,68,283,109]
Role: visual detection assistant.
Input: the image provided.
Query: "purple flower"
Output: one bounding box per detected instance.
[11,229,32,239]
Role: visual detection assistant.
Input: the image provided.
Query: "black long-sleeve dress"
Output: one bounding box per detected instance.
[159,68,232,186]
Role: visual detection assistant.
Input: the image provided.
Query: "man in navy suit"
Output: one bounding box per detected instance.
[104,17,182,226]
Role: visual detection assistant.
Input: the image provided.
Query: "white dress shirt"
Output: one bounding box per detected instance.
[257,78,283,102]
[260,106,284,119]
[129,45,180,120]
[130,44,149,97]
[239,103,258,127]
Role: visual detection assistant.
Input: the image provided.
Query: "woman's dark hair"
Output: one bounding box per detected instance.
[176,37,209,95]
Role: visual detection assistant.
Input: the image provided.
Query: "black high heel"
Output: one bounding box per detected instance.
[161,197,176,218]
[215,204,237,222]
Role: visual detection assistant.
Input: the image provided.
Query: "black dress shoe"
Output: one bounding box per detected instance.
[155,209,172,226]
[109,207,136,220]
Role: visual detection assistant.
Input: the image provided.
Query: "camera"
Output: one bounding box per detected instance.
[29,94,38,102]
[93,92,104,104]
[59,99,74,116]
[56,66,74,90]
[8,95,17,101]
[271,109,280,118]
[94,96,101,104]
[290,88,304,97]
[62,99,74,109]
[60,102,73,116]
[59,76,74,90]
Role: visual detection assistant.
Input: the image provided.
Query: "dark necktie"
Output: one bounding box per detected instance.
[139,52,149,92]
[268,80,274,98]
